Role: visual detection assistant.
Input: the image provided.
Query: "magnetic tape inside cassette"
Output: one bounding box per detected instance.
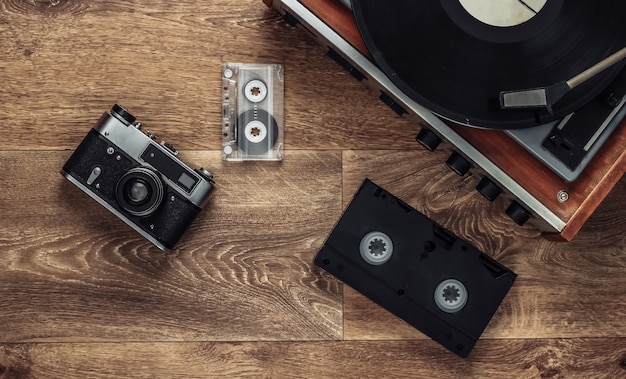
[222,63,284,161]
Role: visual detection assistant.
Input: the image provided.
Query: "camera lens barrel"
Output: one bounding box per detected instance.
[116,167,165,217]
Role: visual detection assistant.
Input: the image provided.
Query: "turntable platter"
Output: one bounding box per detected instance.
[352,0,626,129]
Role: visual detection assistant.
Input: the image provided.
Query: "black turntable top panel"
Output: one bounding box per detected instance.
[352,0,626,129]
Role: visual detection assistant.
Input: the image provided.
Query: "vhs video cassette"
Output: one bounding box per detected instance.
[222,63,284,161]
[315,179,517,357]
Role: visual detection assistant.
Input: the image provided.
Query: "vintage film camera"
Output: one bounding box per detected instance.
[61,105,215,251]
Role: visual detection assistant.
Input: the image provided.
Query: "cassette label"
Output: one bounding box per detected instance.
[315,179,517,357]
[222,63,284,161]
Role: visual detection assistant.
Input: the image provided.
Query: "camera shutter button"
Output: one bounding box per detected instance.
[87,166,102,185]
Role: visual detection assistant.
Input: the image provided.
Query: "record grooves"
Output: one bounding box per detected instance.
[352,0,626,129]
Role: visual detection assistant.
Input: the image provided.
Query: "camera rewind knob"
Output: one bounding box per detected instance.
[111,104,136,126]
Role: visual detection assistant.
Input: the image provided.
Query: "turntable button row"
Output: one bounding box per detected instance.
[416,127,531,226]
[323,36,535,228]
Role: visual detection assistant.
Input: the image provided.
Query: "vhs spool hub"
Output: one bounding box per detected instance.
[434,279,468,314]
[359,231,394,265]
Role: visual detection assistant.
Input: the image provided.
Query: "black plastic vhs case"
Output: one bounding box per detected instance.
[315,179,517,357]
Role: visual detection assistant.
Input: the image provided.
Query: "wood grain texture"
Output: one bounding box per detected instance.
[0,151,343,342]
[342,150,626,340]
[0,340,624,379]
[0,0,625,377]
[0,0,416,152]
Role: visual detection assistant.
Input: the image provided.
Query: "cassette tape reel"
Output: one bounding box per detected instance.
[222,63,284,161]
[315,179,517,357]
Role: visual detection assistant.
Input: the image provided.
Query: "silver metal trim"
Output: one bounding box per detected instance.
[275,0,567,232]
[94,111,214,209]
[61,170,169,252]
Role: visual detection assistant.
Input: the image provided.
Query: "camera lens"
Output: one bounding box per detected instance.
[116,167,164,217]
[128,180,149,203]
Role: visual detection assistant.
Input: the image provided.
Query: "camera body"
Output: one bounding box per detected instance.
[61,105,215,251]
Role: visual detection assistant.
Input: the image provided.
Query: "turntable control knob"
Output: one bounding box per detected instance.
[415,128,442,151]
[506,201,531,226]
[446,151,472,176]
[476,177,502,202]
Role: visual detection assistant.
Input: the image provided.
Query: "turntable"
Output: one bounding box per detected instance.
[264,0,626,241]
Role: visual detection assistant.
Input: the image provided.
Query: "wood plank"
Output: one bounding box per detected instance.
[342,150,626,340]
[0,150,343,342]
[0,339,624,378]
[0,0,418,151]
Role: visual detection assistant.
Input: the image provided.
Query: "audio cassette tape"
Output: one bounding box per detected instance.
[315,179,517,357]
[222,63,284,161]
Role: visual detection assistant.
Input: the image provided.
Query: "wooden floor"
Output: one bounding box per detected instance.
[0,1,624,377]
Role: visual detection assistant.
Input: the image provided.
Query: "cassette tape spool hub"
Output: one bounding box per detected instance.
[222,63,284,161]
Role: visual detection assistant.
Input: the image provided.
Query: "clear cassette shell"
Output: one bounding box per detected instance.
[222,63,284,161]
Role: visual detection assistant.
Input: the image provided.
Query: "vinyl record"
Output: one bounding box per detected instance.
[352,0,626,129]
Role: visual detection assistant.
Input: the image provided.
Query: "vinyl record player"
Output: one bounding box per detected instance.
[264,0,626,241]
